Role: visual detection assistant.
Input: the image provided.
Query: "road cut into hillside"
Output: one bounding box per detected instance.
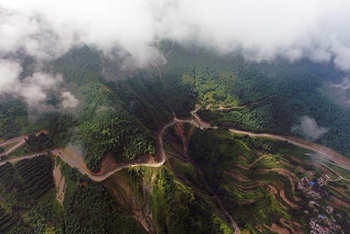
[3,107,350,234]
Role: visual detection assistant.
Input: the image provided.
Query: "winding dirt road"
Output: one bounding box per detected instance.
[0,135,27,158]
[2,107,350,234]
[0,135,27,147]
[0,118,241,233]
[190,106,350,172]
[0,120,176,181]
[58,120,176,181]
[0,153,43,166]
[227,130,350,171]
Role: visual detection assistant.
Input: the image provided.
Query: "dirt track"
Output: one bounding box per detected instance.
[0,136,26,158]
[228,129,350,172]
[2,109,350,181]
[189,106,350,172]
[0,120,175,181]
[0,153,44,166]
[3,107,350,234]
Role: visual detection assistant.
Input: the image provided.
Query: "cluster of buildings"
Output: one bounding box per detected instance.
[317,176,326,187]
[297,173,343,233]
[297,176,321,199]
[309,218,332,234]
[309,216,340,234]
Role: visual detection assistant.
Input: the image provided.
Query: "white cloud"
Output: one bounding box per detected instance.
[61,91,79,108]
[0,1,350,67]
[292,116,329,140]
[0,61,63,106]
[19,72,63,106]
[332,77,350,90]
[323,76,350,108]
[0,59,22,90]
[2,0,350,103]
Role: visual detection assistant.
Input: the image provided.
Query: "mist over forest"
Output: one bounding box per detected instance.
[1,0,350,108]
[1,1,350,234]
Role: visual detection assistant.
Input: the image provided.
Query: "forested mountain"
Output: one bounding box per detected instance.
[2,44,350,163]
[1,44,350,233]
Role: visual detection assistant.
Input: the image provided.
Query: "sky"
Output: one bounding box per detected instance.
[1,0,350,106]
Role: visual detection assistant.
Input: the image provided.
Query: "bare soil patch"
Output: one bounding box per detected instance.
[224,170,250,182]
[254,224,263,233]
[174,122,184,137]
[53,160,66,204]
[331,196,350,208]
[107,174,155,233]
[280,189,300,208]
[296,165,310,177]
[266,184,278,194]
[233,155,267,170]
[237,155,247,162]
[62,145,89,172]
[268,223,290,234]
[258,168,297,191]
[280,219,303,234]
[258,167,303,203]
[95,152,119,175]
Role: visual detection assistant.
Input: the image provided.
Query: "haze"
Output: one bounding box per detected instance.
[1,0,350,105]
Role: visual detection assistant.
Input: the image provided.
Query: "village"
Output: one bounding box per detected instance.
[297,168,345,234]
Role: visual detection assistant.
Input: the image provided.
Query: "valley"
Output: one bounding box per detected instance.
[2,1,350,233]
[1,45,350,233]
[1,105,350,233]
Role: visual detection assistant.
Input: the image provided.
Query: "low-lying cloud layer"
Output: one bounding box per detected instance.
[1,0,350,105]
[61,91,80,109]
[0,59,63,106]
[292,116,329,140]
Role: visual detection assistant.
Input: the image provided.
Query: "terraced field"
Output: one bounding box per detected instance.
[179,125,350,233]
[0,112,349,233]
[223,153,304,233]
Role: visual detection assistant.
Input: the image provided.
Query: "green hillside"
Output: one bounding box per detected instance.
[1,44,350,233]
